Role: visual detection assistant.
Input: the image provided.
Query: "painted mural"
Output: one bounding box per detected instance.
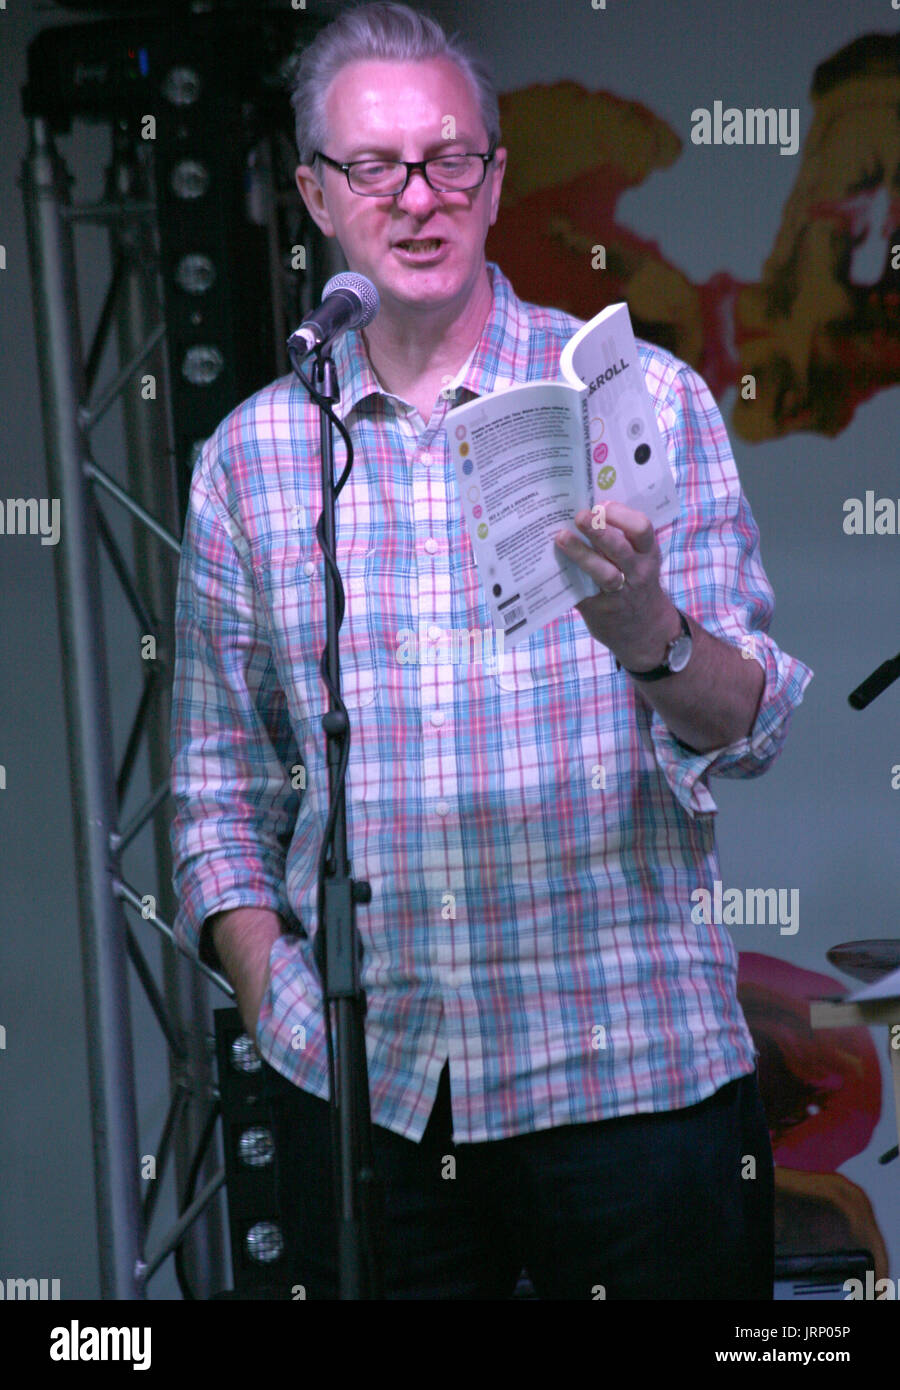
[487,33,900,443]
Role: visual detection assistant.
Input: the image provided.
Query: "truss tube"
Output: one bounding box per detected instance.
[84,461,181,555]
[108,132,224,1295]
[143,1168,227,1284]
[21,116,144,1299]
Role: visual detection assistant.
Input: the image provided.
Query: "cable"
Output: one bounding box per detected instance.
[286,342,359,1214]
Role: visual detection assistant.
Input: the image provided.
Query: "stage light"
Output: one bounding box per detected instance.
[162,66,202,107]
[182,345,224,385]
[175,253,216,294]
[230,1034,261,1074]
[187,440,207,470]
[238,1127,276,1169]
[170,159,210,200]
[245,1222,284,1264]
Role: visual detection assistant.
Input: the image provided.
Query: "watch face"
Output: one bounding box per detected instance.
[669,635,692,673]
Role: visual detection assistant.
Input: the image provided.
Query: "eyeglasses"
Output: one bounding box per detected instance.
[313,144,497,196]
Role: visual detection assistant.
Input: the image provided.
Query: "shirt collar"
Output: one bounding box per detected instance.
[328,261,529,420]
[453,262,530,399]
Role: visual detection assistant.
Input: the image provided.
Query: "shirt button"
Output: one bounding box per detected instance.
[435,800,450,816]
[423,538,438,554]
[303,560,316,576]
[427,624,442,641]
[430,710,445,727]
[420,450,432,466]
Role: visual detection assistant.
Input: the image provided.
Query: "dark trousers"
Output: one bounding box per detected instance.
[258,1058,774,1300]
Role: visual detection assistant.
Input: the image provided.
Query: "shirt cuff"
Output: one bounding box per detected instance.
[646,633,814,818]
[172,869,303,974]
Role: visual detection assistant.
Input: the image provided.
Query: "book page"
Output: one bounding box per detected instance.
[560,302,680,529]
[845,964,900,1003]
[447,382,599,644]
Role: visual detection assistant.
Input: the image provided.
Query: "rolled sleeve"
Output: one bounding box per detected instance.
[168,443,303,970]
[644,355,814,818]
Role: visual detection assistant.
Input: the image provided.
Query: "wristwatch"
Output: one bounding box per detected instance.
[616,609,693,681]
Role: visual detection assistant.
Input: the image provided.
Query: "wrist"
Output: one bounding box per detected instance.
[613,598,683,673]
[207,907,283,980]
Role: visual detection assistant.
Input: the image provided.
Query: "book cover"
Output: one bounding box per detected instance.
[447,301,679,644]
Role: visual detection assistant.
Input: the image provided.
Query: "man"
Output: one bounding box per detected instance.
[170,2,813,1299]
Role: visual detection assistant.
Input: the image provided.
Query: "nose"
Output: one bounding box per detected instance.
[395,167,442,216]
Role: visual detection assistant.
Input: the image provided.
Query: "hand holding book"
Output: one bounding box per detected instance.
[554,502,683,671]
[447,301,679,646]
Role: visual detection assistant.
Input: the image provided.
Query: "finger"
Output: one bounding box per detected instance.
[554,532,626,590]
[570,512,633,569]
[593,502,657,553]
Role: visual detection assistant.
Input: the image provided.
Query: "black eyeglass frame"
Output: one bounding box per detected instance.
[312,143,498,196]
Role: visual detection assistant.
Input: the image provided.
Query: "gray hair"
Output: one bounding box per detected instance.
[285,2,500,168]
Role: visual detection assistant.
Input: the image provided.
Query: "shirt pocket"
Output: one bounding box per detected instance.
[492,618,615,693]
[494,641,556,692]
[252,542,378,710]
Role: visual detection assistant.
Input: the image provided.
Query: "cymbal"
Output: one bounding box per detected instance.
[827,940,900,984]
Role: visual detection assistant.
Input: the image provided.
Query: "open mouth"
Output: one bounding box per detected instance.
[393,237,444,256]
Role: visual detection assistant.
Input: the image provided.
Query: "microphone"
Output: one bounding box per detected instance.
[288,272,380,354]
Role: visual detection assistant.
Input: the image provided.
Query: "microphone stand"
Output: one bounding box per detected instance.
[288,336,384,1300]
[848,649,900,709]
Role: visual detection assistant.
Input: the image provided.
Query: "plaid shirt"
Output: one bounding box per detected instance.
[170,263,813,1142]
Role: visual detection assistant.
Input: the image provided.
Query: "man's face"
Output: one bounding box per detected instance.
[295,57,506,320]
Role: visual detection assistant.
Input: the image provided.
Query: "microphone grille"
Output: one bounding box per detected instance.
[322,271,380,328]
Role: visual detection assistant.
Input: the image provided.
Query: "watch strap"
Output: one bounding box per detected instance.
[616,609,691,681]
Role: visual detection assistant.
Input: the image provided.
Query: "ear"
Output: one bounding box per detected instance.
[295,163,336,238]
[486,145,507,227]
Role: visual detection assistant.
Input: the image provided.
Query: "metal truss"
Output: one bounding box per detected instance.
[22,112,241,1300]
